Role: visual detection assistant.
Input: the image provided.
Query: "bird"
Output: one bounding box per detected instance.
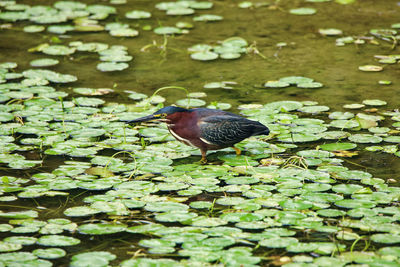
[128,106,269,163]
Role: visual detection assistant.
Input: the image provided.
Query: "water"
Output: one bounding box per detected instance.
[1,0,399,110]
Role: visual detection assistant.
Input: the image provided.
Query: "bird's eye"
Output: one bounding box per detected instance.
[162,113,168,117]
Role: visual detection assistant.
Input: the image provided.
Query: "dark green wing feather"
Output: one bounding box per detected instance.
[198,115,269,146]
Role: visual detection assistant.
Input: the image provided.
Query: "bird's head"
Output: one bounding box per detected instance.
[128,106,189,123]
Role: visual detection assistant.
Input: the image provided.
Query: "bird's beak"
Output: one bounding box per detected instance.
[128,114,167,123]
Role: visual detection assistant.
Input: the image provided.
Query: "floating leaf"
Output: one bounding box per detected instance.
[289,7,317,15]
[358,65,383,72]
[37,235,80,246]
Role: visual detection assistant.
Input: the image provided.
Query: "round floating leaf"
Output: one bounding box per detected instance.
[0,241,22,252]
[259,237,298,248]
[154,26,182,35]
[109,28,139,37]
[71,251,116,267]
[33,248,66,259]
[303,183,332,192]
[297,82,323,88]
[220,52,241,59]
[155,212,197,222]
[320,142,357,151]
[78,223,126,235]
[279,76,314,85]
[289,7,317,15]
[319,28,343,36]
[37,235,80,246]
[144,202,189,212]
[189,216,228,227]
[193,14,223,22]
[175,98,206,107]
[24,25,45,33]
[348,134,382,144]
[335,199,376,209]
[336,170,372,180]
[286,242,319,252]
[0,210,38,219]
[298,105,329,113]
[139,238,175,248]
[97,62,129,72]
[167,7,194,15]
[190,51,219,61]
[280,199,312,210]
[297,149,333,158]
[3,236,37,245]
[317,209,346,217]
[359,65,383,72]
[64,206,101,217]
[384,136,400,143]
[329,119,360,129]
[264,81,290,88]
[42,45,75,56]
[362,99,387,106]
[371,234,400,244]
[125,10,151,19]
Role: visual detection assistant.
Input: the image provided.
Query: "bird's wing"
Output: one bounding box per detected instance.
[198,115,266,146]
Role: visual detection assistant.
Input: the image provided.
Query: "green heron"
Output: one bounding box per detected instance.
[128,106,269,163]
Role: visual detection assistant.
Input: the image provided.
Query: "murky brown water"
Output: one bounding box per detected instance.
[1,0,400,110]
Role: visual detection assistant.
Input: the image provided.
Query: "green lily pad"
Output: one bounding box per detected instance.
[32,248,66,259]
[289,7,317,15]
[125,10,151,19]
[42,45,76,56]
[144,202,189,212]
[193,14,223,21]
[371,234,400,244]
[97,62,129,72]
[264,81,290,88]
[37,235,80,246]
[154,26,182,35]
[78,223,127,235]
[317,209,346,217]
[297,82,323,88]
[319,28,343,36]
[3,236,37,245]
[335,199,376,209]
[175,98,206,107]
[109,28,139,37]
[362,99,387,106]
[332,184,364,194]
[139,238,175,248]
[155,212,197,222]
[348,134,382,143]
[24,25,46,33]
[189,216,228,227]
[359,65,383,72]
[71,251,116,267]
[64,206,101,217]
[320,142,357,151]
[190,51,219,61]
[259,237,298,248]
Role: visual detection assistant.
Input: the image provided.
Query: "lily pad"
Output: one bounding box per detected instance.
[37,235,80,246]
[289,7,317,15]
[190,51,219,61]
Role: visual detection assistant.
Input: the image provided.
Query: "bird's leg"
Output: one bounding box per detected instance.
[200,149,207,164]
[233,147,241,156]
